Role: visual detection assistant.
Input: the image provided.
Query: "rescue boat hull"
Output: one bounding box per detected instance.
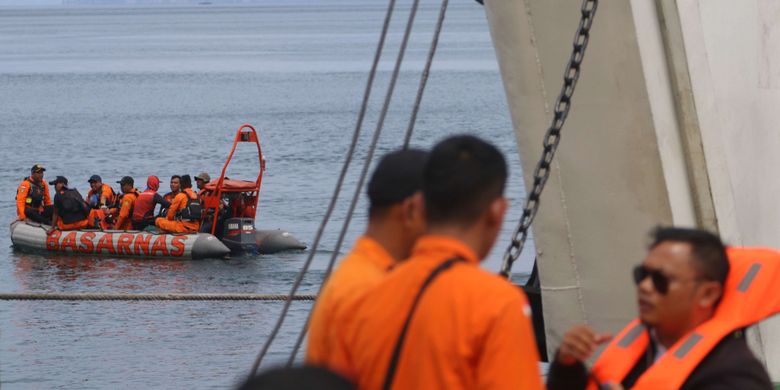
[10,221,230,260]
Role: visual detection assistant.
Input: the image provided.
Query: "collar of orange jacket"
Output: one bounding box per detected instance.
[353,236,396,272]
[411,235,479,264]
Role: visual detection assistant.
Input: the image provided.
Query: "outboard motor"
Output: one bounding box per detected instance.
[221,217,261,255]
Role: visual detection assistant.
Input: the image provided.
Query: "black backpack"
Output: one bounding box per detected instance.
[177,190,202,222]
[60,189,89,219]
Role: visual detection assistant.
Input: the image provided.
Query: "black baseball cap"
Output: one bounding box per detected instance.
[88,175,102,183]
[367,149,429,208]
[48,176,68,185]
[117,176,134,186]
[31,164,46,173]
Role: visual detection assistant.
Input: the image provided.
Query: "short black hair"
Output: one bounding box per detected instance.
[171,175,181,182]
[423,135,507,226]
[237,366,354,390]
[367,149,428,217]
[650,226,729,285]
[180,174,192,189]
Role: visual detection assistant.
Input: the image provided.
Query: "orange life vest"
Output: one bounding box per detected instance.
[588,247,780,389]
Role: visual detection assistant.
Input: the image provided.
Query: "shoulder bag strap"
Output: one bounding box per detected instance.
[382,256,465,390]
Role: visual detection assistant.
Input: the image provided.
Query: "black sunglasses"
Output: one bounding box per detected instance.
[632,265,671,294]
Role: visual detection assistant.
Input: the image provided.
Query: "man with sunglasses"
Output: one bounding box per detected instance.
[547,227,771,389]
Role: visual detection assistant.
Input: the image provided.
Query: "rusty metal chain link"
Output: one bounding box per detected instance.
[500,0,599,278]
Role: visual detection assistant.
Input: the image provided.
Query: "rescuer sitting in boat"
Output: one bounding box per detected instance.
[131,175,170,231]
[159,175,181,217]
[86,174,116,210]
[194,172,211,198]
[547,227,773,390]
[155,174,201,234]
[15,164,53,224]
[47,176,98,232]
[307,148,428,366]
[109,176,139,231]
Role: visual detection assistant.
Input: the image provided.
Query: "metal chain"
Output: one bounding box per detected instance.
[500,0,599,278]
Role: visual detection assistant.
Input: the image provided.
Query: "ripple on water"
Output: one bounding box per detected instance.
[0,2,533,389]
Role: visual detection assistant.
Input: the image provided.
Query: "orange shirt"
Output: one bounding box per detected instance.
[166,191,187,220]
[113,190,138,230]
[164,189,199,231]
[307,236,395,366]
[87,183,115,207]
[332,235,542,390]
[15,177,52,220]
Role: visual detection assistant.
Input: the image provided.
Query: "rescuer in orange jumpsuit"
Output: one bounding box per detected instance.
[16,164,53,224]
[155,174,200,233]
[110,176,139,231]
[331,135,543,390]
[306,149,428,366]
[159,175,181,217]
[47,176,97,232]
[86,174,116,209]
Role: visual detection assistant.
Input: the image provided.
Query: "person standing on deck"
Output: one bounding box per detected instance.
[155,174,201,233]
[331,135,543,390]
[306,149,428,366]
[15,164,53,224]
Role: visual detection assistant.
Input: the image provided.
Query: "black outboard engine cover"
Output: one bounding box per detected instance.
[221,217,261,255]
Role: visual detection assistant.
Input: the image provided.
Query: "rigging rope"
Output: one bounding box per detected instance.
[499,0,599,278]
[0,293,316,301]
[248,0,400,376]
[402,0,450,150]
[285,0,444,365]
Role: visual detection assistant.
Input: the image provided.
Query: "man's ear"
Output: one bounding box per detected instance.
[697,281,723,309]
[401,192,424,225]
[486,196,508,227]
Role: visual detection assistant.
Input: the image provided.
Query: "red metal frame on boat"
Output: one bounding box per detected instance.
[201,124,266,235]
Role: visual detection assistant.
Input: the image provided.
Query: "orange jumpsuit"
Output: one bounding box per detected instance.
[155,188,200,233]
[57,209,100,230]
[331,235,543,390]
[87,183,115,208]
[16,178,52,220]
[112,190,139,230]
[307,236,395,366]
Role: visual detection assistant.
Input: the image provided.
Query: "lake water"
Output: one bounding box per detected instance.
[0,2,535,388]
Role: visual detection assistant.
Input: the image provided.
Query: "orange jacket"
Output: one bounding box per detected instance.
[164,189,199,231]
[331,235,542,390]
[307,236,395,366]
[87,183,115,208]
[589,247,780,389]
[113,189,139,230]
[16,177,52,220]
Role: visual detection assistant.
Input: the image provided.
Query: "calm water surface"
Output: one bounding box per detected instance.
[0,2,535,388]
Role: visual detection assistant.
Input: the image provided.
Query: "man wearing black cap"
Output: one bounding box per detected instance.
[15,164,53,224]
[307,148,428,366]
[48,176,93,232]
[86,174,116,210]
[110,176,140,230]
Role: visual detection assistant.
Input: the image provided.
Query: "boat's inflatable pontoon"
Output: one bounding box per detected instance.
[10,220,230,260]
